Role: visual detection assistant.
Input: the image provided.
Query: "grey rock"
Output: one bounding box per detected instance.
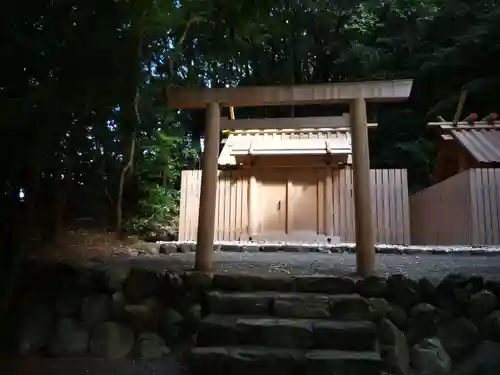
[105,265,130,291]
[330,294,372,321]
[468,290,498,321]
[419,278,438,305]
[89,321,134,359]
[110,291,126,318]
[241,244,260,253]
[222,244,243,252]
[135,242,161,255]
[358,276,388,298]
[165,271,184,291]
[123,297,161,333]
[237,318,313,348]
[188,347,230,375]
[379,318,410,375]
[436,274,470,315]
[50,318,89,356]
[387,274,420,310]
[185,271,214,292]
[123,268,163,303]
[159,243,178,254]
[480,310,500,341]
[136,332,170,360]
[229,347,303,375]
[82,294,110,326]
[368,297,390,321]
[160,307,184,343]
[437,317,479,358]
[197,315,238,346]
[293,276,356,294]
[17,301,53,354]
[451,341,500,375]
[54,292,81,317]
[411,338,451,375]
[213,274,293,292]
[282,245,307,253]
[305,349,382,375]
[275,294,331,318]
[260,244,284,252]
[388,303,408,329]
[178,243,195,253]
[406,303,441,345]
[313,320,377,351]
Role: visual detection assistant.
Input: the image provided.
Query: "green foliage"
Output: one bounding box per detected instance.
[126,130,198,235]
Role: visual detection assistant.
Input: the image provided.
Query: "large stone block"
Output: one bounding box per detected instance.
[188,347,230,375]
[50,318,89,356]
[329,294,372,321]
[304,350,382,375]
[197,315,239,346]
[213,274,293,292]
[89,321,134,359]
[123,268,164,303]
[293,276,357,294]
[313,321,377,350]
[228,347,304,375]
[274,294,331,318]
[236,318,314,348]
[207,291,272,315]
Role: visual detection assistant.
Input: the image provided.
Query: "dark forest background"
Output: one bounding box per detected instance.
[2,0,500,263]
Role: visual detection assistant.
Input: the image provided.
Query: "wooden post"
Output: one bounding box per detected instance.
[247,175,255,239]
[350,97,375,276]
[195,102,220,271]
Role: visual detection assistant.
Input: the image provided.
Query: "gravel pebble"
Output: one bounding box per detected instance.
[104,252,500,283]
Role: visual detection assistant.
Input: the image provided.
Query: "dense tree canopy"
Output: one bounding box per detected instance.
[2,0,500,253]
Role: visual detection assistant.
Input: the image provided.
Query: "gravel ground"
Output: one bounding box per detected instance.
[104,251,500,283]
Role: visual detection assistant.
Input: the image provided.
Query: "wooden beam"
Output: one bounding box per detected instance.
[220,115,356,130]
[452,90,468,125]
[167,80,414,109]
[195,102,220,272]
[223,125,377,135]
[429,122,500,129]
[350,97,375,277]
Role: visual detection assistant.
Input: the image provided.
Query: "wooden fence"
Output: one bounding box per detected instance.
[178,168,410,244]
[410,168,500,245]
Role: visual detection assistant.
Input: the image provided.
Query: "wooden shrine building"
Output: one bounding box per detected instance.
[167,80,414,276]
[410,113,500,245]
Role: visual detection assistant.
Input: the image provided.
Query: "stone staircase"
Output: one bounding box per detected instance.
[188,274,386,375]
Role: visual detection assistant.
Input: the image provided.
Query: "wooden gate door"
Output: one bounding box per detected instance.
[287,168,322,239]
[255,169,288,238]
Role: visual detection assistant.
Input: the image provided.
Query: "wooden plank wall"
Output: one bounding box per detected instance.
[469,169,500,244]
[178,168,410,244]
[178,170,249,242]
[409,168,500,245]
[332,168,410,244]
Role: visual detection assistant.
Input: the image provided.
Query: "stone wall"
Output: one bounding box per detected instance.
[2,261,204,361]
[3,261,500,375]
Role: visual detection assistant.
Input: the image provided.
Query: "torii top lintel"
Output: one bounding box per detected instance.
[166,79,413,109]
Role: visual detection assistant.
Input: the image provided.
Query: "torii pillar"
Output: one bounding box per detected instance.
[350,97,375,276]
[195,102,220,271]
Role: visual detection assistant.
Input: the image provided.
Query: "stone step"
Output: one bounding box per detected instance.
[197,315,378,351]
[207,291,371,319]
[188,346,383,375]
[211,273,358,294]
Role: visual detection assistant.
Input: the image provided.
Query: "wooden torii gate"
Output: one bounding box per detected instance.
[167,80,413,276]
